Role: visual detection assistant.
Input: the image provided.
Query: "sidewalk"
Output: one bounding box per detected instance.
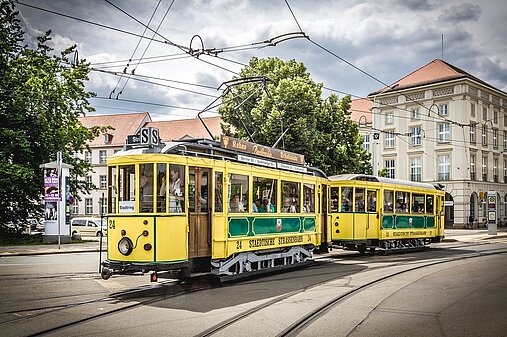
[1,230,506,257]
[0,240,106,257]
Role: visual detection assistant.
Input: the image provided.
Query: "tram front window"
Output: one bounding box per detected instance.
[118,165,135,213]
[139,164,154,213]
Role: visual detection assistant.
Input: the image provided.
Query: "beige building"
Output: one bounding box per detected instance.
[364,59,507,228]
[73,113,222,218]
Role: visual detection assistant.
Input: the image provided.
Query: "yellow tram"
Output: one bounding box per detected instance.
[328,174,445,254]
[101,134,328,280]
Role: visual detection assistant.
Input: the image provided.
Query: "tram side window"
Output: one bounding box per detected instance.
[395,191,410,213]
[426,195,434,214]
[140,164,154,213]
[108,166,117,214]
[341,187,352,212]
[228,174,249,213]
[355,188,365,212]
[367,190,377,212]
[282,181,300,213]
[157,163,166,213]
[383,190,394,213]
[330,187,339,212]
[169,165,184,213]
[303,184,315,213]
[215,171,223,213]
[253,177,277,213]
[412,194,425,213]
[118,165,135,213]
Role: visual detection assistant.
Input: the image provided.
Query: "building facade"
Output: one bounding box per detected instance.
[366,59,507,228]
[73,113,222,218]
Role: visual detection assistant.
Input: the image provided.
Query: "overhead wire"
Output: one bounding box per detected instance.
[109,0,162,98]
[114,0,175,99]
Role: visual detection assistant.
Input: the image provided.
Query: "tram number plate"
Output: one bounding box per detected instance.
[109,219,115,229]
[236,241,242,250]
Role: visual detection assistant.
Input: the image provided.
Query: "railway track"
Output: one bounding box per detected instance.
[195,247,507,336]
[4,242,505,336]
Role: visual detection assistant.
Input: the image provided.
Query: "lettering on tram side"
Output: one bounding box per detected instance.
[392,230,427,237]
[278,236,304,245]
[249,238,276,248]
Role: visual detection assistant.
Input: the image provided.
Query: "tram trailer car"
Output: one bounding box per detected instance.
[101,136,329,281]
[328,174,445,254]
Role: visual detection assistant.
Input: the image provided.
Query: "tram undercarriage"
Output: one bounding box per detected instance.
[101,245,314,282]
[338,238,436,255]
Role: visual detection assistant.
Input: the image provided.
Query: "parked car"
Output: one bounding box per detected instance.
[70,217,107,237]
[25,218,40,231]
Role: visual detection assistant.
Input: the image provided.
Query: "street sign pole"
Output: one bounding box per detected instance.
[57,151,62,249]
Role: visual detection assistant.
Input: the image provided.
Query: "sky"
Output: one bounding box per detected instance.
[14,0,507,121]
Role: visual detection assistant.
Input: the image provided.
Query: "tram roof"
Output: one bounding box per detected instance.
[115,138,327,177]
[328,174,442,190]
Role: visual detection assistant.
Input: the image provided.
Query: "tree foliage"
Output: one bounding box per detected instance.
[0,1,107,225]
[219,57,371,176]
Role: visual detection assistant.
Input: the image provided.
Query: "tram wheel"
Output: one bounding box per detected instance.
[101,268,112,280]
[357,244,367,255]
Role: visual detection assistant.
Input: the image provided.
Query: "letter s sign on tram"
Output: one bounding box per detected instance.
[140,127,160,146]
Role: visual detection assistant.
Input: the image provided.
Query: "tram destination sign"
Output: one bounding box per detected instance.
[220,136,305,165]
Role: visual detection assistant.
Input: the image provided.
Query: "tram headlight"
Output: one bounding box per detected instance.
[118,237,133,256]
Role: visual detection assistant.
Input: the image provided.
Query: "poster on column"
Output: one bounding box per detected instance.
[44,168,58,233]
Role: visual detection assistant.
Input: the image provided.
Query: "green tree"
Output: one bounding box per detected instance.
[0,1,107,226]
[219,57,371,176]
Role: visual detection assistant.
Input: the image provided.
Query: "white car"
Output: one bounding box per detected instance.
[71,217,107,237]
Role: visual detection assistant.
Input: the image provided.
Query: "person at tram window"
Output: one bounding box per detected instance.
[140,170,153,202]
[303,199,313,213]
[356,195,365,212]
[282,197,297,213]
[229,194,244,212]
[342,196,352,212]
[412,200,423,213]
[199,172,208,212]
[259,198,275,213]
[168,169,182,212]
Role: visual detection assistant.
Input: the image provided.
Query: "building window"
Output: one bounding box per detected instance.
[85,151,92,163]
[362,134,370,151]
[384,130,395,149]
[494,110,498,124]
[504,131,507,151]
[411,108,420,120]
[438,123,450,142]
[85,198,93,215]
[483,107,487,121]
[471,103,475,117]
[71,201,79,215]
[439,104,448,116]
[385,159,395,179]
[438,155,450,181]
[104,134,113,144]
[385,112,394,124]
[504,114,507,127]
[504,160,507,183]
[482,125,488,145]
[100,197,107,215]
[493,129,498,148]
[470,155,476,180]
[100,175,107,189]
[411,126,422,146]
[470,124,476,144]
[99,150,107,164]
[482,156,488,181]
[410,157,422,182]
[494,158,498,182]
[85,175,92,188]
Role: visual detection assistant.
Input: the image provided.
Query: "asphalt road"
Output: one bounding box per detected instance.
[0,237,506,336]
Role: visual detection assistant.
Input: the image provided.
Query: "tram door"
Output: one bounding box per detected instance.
[353,187,367,241]
[188,167,211,258]
[366,189,379,239]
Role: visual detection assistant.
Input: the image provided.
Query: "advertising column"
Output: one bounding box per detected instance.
[40,159,73,244]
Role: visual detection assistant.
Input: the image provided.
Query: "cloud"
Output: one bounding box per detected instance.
[439,3,481,23]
